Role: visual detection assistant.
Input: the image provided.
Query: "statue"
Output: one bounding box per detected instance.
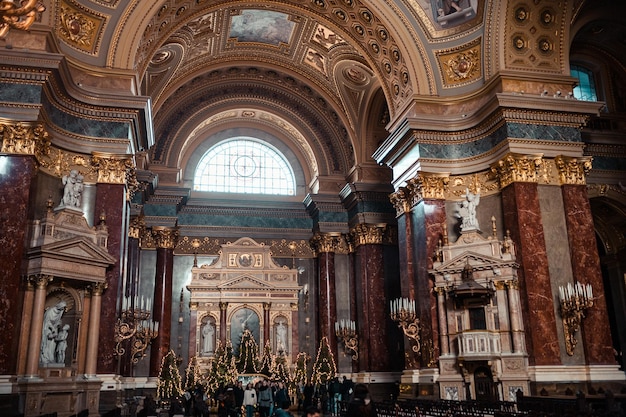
[202,322,215,353]
[457,187,480,231]
[276,320,287,352]
[55,324,70,364]
[41,300,67,364]
[61,169,84,208]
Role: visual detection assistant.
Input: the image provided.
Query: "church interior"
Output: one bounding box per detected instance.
[0,0,625,416]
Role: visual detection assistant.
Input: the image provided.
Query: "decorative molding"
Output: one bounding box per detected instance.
[57,0,108,55]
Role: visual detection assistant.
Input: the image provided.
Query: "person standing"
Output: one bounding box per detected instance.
[258,380,273,417]
[345,384,377,417]
[243,383,257,417]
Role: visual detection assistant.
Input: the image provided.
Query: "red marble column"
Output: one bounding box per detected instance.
[318,250,338,360]
[502,182,560,366]
[353,224,388,372]
[422,199,446,366]
[94,181,127,374]
[263,302,271,347]
[0,154,38,374]
[291,304,299,355]
[150,229,175,376]
[189,305,198,358]
[561,184,615,364]
[219,302,228,346]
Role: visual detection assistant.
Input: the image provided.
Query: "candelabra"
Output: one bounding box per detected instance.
[335,320,358,360]
[558,282,593,356]
[390,297,421,354]
[114,297,159,364]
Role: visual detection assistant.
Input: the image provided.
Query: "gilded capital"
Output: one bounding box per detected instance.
[29,274,53,289]
[310,232,340,254]
[389,187,413,216]
[91,153,134,184]
[263,302,272,311]
[490,153,544,188]
[219,302,228,311]
[129,216,145,240]
[349,223,385,247]
[494,281,507,291]
[0,121,50,159]
[554,155,592,185]
[90,282,108,296]
[412,172,450,200]
[152,226,178,249]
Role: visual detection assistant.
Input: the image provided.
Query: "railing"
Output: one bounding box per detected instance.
[457,331,501,358]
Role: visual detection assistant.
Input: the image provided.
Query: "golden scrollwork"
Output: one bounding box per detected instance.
[349,223,385,247]
[413,172,450,199]
[152,226,178,249]
[128,216,145,239]
[59,6,97,48]
[0,121,50,158]
[29,274,53,289]
[90,281,108,296]
[554,155,592,185]
[0,0,45,38]
[91,153,134,184]
[490,153,544,188]
[436,38,482,88]
[310,232,341,254]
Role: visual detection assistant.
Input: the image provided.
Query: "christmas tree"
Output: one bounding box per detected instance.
[293,352,309,385]
[206,340,239,394]
[183,355,202,392]
[272,350,291,383]
[236,329,259,374]
[157,349,184,400]
[311,337,336,385]
[258,340,274,377]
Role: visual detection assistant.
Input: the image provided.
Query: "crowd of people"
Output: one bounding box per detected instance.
[135,375,380,417]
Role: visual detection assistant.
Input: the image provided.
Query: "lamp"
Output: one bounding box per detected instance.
[558,282,593,355]
[114,296,159,364]
[390,297,421,354]
[335,320,358,360]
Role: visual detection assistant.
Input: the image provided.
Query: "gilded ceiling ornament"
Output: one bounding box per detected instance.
[0,121,50,159]
[490,153,544,188]
[436,38,482,87]
[58,3,103,53]
[554,155,592,186]
[0,0,45,38]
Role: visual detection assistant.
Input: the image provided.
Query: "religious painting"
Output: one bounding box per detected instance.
[231,307,260,355]
[423,0,479,28]
[229,10,295,46]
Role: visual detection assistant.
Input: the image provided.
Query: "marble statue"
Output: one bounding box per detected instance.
[41,300,67,364]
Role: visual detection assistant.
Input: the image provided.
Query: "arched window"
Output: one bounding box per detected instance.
[193,137,296,195]
[571,65,598,101]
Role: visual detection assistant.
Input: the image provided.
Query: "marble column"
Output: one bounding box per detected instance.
[291,303,299,355]
[558,159,614,364]
[149,226,176,377]
[24,275,52,377]
[263,302,271,347]
[77,292,92,375]
[17,277,35,376]
[92,154,131,375]
[85,283,106,377]
[0,121,46,374]
[310,232,339,363]
[219,302,228,347]
[189,303,198,358]
[390,187,417,302]
[435,288,449,355]
[351,224,388,372]
[493,154,560,366]
[506,280,525,354]
[401,173,448,368]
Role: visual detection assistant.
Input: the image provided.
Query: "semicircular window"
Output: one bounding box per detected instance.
[193,137,296,195]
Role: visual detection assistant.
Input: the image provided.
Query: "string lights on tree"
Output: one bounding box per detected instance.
[157,350,184,402]
[236,329,259,374]
[293,352,309,385]
[258,340,275,377]
[311,336,337,385]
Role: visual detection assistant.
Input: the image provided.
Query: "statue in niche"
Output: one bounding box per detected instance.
[60,169,84,208]
[276,319,287,353]
[41,300,67,364]
[202,321,215,353]
[55,324,70,364]
[457,187,480,231]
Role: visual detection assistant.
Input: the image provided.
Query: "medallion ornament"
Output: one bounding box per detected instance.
[436,38,482,87]
[58,1,106,54]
